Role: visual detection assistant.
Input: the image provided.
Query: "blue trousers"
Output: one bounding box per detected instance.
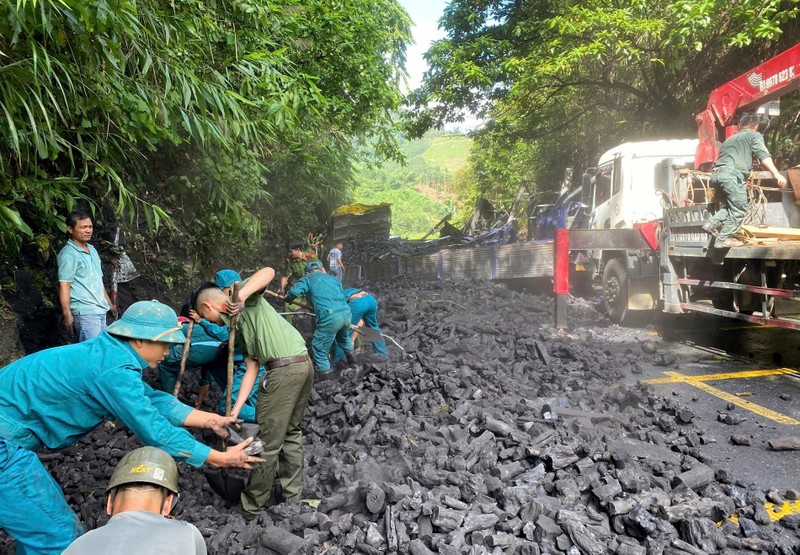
[73,313,106,342]
[333,294,388,363]
[312,308,353,373]
[329,266,344,283]
[0,438,84,554]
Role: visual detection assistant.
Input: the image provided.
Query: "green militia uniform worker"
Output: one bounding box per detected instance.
[702,112,787,248]
[63,446,206,555]
[195,267,313,517]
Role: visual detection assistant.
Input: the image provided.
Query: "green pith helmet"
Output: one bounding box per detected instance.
[106,446,179,494]
[107,300,186,343]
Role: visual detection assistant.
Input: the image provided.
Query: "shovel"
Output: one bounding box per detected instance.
[204,283,250,503]
[263,289,382,342]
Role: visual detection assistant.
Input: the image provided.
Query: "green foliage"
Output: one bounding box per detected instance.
[354,131,470,238]
[406,0,800,208]
[422,135,471,173]
[0,0,411,272]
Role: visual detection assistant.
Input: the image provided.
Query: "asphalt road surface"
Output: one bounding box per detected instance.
[633,312,800,494]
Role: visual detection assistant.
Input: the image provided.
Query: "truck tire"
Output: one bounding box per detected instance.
[603,258,629,324]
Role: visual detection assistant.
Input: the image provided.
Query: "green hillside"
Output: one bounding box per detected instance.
[353,131,472,238]
[423,135,471,174]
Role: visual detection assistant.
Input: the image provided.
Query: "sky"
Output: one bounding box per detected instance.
[398,0,483,131]
[399,0,448,92]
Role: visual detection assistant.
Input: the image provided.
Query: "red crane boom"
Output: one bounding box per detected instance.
[695,42,800,168]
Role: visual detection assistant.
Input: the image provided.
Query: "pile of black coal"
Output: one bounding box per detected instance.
[2,276,798,555]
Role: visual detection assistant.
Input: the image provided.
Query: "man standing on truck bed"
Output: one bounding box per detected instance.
[702,112,787,248]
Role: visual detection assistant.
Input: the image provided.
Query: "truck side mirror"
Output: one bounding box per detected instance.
[581,171,594,210]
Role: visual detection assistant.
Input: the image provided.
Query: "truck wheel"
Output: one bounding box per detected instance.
[603,258,629,324]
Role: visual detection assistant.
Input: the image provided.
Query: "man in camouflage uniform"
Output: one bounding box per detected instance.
[278,238,322,320]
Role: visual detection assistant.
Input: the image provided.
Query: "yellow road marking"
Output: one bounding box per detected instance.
[649,371,800,426]
[726,500,800,525]
[645,367,799,384]
[765,500,800,522]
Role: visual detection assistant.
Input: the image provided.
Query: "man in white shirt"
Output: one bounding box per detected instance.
[327,241,345,283]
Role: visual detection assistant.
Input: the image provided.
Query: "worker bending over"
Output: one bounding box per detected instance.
[64,446,206,554]
[189,269,268,422]
[333,287,388,365]
[286,261,354,376]
[156,313,221,401]
[0,300,262,554]
[194,267,313,518]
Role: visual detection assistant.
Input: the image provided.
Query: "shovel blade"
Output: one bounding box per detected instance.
[115,251,140,283]
[350,325,382,343]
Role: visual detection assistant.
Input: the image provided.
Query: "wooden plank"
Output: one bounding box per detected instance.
[741,225,800,239]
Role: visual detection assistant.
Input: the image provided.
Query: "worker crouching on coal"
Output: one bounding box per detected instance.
[63,446,206,554]
[0,300,263,555]
[286,261,355,377]
[332,287,388,365]
[194,267,313,518]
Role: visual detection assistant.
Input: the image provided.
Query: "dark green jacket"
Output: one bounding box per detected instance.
[713,129,771,174]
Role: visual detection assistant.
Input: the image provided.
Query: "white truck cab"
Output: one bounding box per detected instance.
[588,139,699,229]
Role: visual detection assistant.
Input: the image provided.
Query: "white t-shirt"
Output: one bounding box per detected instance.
[328,247,342,268]
[63,511,206,555]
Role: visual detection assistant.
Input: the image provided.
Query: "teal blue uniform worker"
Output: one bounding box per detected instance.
[156,320,220,396]
[702,112,787,248]
[196,269,268,422]
[285,262,353,374]
[332,288,388,364]
[0,301,263,555]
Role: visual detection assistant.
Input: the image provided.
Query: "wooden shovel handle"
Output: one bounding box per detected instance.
[172,321,194,397]
[225,283,241,418]
[264,288,311,310]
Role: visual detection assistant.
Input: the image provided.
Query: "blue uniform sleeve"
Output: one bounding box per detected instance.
[199,318,230,341]
[144,386,195,426]
[92,368,211,467]
[286,277,309,304]
[57,250,78,282]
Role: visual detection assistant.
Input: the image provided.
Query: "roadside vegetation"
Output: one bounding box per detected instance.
[353,131,470,238]
[0,0,411,269]
[406,0,800,219]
